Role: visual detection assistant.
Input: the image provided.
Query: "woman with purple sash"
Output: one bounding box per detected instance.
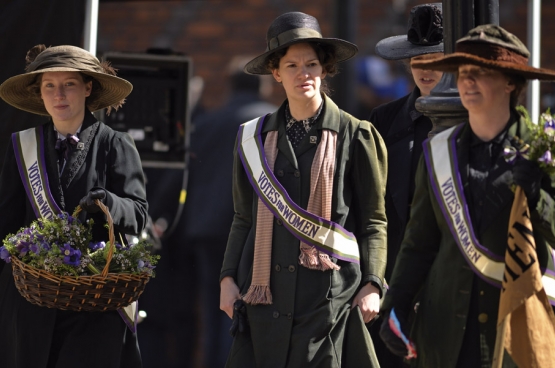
[0,44,148,367]
[219,11,388,368]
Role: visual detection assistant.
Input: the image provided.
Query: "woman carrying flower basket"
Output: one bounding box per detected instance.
[378,25,555,367]
[0,45,148,367]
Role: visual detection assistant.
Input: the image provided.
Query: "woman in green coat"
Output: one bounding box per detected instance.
[380,25,555,367]
[219,11,388,368]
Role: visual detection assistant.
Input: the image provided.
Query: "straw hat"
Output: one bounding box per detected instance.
[411,24,555,80]
[375,3,444,60]
[244,11,358,75]
[0,45,133,116]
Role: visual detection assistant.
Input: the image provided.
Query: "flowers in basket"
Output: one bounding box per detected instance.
[0,212,159,277]
[505,106,555,176]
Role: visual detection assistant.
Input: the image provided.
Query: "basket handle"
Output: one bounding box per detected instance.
[73,199,115,277]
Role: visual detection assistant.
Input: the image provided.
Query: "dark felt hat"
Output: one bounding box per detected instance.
[244,11,358,75]
[375,3,444,60]
[0,45,132,116]
[411,24,555,80]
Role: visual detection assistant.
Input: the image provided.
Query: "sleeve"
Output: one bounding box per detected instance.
[0,139,27,274]
[219,135,253,282]
[381,156,441,313]
[531,172,555,245]
[352,120,388,294]
[102,132,149,235]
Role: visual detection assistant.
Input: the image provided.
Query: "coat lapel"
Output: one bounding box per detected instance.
[42,122,66,210]
[61,113,99,188]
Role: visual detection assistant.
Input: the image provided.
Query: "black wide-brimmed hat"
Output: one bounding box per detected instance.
[0,45,132,116]
[375,3,443,60]
[244,11,358,75]
[411,24,555,80]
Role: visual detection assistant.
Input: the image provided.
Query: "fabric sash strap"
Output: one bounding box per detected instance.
[13,126,139,331]
[423,124,555,304]
[238,115,359,305]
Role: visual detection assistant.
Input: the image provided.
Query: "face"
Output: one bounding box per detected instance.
[456,65,515,114]
[410,53,444,96]
[271,43,326,105]
[40,71,92,127]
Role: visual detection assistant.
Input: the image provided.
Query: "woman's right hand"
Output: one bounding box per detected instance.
[220,276,241,318]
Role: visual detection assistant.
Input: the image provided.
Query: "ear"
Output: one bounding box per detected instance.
[84,81,92,97]
[271,69,281,83]
[505,78,516,94]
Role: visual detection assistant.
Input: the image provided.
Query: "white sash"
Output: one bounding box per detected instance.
[238,116,360,263]
[424,125,555,303]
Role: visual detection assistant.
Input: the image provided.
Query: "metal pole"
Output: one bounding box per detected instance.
[527,0,541,124]
[475,0,499,26]
[84,0,99,55]
[415,0,474,136]
[332,0,357,114]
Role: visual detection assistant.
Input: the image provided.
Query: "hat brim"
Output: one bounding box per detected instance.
[411,52,555,80]
[375,35,444,60]
[0,67,132,116]
[244,38,358,75]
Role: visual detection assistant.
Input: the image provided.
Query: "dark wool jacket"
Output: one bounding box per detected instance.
[221,95,387,368]
[0,112,148,368]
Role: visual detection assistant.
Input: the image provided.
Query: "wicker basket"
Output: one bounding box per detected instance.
[11,200,151,312]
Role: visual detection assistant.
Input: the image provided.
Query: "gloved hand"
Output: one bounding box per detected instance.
[229,299,248,337]
[79,189,107,213]
[512,158,543,208]
[379,308,416,359]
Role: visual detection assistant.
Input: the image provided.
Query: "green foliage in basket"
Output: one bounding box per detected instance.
[1,212,159,277]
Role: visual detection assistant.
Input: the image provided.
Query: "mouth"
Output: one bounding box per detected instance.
[420,77,436,84]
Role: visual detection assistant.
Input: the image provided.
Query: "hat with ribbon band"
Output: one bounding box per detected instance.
[411,24,555,80]
[244,11,358,75]
[375,3,444,60]
[0,45,132,116]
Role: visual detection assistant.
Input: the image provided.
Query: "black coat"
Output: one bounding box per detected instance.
[0,112,148,368]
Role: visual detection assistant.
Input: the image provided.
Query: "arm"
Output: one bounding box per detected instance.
[350,120,388,322]
[104,132,149,235]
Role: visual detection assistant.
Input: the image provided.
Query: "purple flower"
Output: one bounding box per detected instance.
[89,241,106,251]
[0,246,11,263]
[61,243,81,266]
[544,118,555,134]
[539,150,553,165]
[16,241,30,256]
[29,243,40,255]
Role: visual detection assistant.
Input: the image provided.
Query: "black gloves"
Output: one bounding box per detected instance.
[229,299,248,337]
[379,308,415,359]
[513,158,543,208]
[79,189,107,213]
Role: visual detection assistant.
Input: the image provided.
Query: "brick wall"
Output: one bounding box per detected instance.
[97,0,555,113]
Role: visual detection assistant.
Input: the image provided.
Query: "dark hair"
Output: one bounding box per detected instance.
[507,73,527,108]
[265,42,338,95]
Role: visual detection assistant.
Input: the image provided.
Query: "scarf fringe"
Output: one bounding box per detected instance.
[243,284,273,305]
[299,244,340,271]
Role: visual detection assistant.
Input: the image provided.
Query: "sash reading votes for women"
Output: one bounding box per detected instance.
[237,116,360,263]
[13,126,139,332]
[423,124,555,304]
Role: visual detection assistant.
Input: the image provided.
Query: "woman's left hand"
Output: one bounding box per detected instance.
[351,282,380,323]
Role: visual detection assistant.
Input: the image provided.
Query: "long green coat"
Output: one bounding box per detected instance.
[382,116,555,367]
[220,95,388,368]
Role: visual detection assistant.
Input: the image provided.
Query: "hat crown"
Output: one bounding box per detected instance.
[266,12,322,50]
[457,24,530,58]
[27,45,103,74]
[407,3,443,46]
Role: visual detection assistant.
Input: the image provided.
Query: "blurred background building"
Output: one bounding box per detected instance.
[1,0,555,367]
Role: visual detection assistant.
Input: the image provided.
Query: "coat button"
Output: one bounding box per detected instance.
[480,290,485,296]
[294,170,300,177]
[288,265,296,272]
[276,219,283,226]
[287,312,292,320]
[478,313,488,323]
[275,264,281,272]
[277,169,284,177]
[273,311,280,318]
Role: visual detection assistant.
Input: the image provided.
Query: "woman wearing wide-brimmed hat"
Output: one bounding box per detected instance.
[0,45,148,367]
[379,24,555,367]
[219,11,387,368]
[368,4,443,367]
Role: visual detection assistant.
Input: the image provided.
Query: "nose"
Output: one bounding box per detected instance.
[54,86,65,99]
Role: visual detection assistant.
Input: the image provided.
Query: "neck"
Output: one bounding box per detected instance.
[468,107,511,142]
[288,94,323,121]
[53,116,85,137]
